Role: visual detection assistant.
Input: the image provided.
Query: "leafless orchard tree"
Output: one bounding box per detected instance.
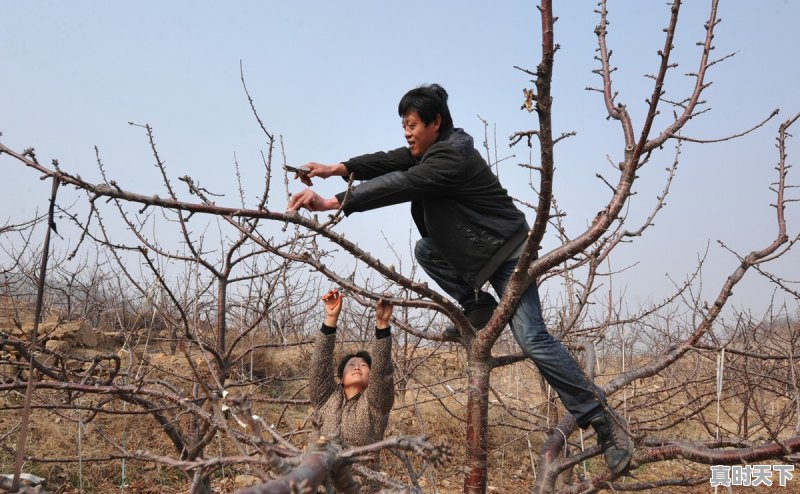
[0,94,450,493]
[2,1,799,493]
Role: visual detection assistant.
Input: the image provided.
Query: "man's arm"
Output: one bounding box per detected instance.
[294,147,414,186]
[287,147,416,212]
[342,147,416,180]
[288,144,469,214]
[335,144,470,214]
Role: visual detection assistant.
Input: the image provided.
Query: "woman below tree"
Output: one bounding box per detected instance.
[309,289,395,448]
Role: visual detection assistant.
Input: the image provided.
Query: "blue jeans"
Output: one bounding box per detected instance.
[415,237,605,428]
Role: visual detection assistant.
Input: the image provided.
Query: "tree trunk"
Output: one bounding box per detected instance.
[464,358,491,494]
[190,470,212,494]
[216,277,227,355]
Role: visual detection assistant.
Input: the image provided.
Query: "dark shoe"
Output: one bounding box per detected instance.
[590,410,634,474]
[442,300,498,340]
[442,325,461,341]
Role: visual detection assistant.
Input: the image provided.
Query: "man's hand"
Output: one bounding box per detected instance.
[322,289,343,327]
[375,298,393,330]
[287,189,340,212]
[292,162,348,186]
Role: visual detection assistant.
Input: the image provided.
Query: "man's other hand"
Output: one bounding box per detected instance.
[287,189,340,212]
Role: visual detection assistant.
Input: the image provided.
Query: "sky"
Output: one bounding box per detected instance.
[2,1,799,321]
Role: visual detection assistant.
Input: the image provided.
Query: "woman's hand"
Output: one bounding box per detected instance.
[375,298,393,329]
[322,289,343,327]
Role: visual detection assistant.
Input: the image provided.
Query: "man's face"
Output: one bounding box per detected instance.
[403,111,441,158]
[341,357,371,390]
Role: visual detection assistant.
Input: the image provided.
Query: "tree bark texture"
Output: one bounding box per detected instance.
[464,358,491,494]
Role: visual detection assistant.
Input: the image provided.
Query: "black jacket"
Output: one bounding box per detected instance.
[336,128,529,288]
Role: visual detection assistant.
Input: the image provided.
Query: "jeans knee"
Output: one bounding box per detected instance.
[413,239,426,259]
[414,238,434,264]
[513,324,555,351]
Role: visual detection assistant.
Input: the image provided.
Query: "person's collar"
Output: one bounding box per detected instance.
[343,388,363,401]
[437,127,454,143]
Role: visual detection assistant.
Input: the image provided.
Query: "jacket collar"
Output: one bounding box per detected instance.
[437,127,455,142]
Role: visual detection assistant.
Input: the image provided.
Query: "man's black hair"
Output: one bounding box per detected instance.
[398,83,454,132]
[337,350,372,379]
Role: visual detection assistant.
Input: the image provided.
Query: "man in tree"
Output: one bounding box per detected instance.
[310,289,395,449]
[289,84,633,474]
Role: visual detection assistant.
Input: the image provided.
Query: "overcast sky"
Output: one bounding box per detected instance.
[2,1,799,319]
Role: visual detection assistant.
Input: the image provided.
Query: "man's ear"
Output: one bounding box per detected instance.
[432,114,442,132]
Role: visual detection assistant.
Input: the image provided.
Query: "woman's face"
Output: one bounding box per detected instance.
[341,356,371,390]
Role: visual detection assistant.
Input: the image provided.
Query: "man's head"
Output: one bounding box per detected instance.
[338,350,372,397]
[398,84,454,158]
